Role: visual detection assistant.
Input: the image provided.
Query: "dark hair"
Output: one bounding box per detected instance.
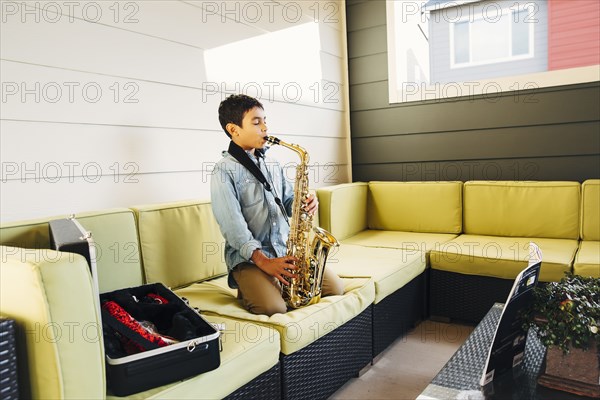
[218,94,264,138]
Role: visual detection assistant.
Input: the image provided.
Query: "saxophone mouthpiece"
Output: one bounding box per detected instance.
[266,136,281,146]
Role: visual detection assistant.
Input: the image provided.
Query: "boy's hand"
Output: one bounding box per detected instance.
[303,194,318,216]
[252,250,298,285]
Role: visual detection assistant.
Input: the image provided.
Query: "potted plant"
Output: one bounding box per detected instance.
[523,273,600,398]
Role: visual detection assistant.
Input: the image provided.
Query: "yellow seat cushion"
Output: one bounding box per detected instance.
[429,235,577,282]
[368,181,463,234]
[132,200,227,289]
[581,180,600,241]
[176,276,374,355]
[0,246,105,399]
[327,244,426,304]
[463,181,580,239]
[342,230,458,254]
[109,315,280,400]
[574,241,600,278]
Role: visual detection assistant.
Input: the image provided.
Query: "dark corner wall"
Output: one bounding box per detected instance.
[346,0,600,183]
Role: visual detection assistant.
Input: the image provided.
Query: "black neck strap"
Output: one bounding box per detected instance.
[227,141,271,192]
[227,141,289,224]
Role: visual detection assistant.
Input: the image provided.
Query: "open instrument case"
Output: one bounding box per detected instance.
[49,217,221,396]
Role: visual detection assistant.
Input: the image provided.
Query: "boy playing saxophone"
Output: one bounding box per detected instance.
[210,94,344,316]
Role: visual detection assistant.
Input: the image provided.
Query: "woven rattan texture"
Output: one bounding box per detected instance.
[432,304,504,390]
[280,307,372,400]
[428,304,564,399]
[373,272,426,356]
[0,318,19,400]
[429,270,514,323]
[224,363,281,400]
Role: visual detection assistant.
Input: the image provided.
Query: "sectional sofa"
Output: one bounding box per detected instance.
[0,203,382,400]
[319,179,599,323]
[1,179,598,399]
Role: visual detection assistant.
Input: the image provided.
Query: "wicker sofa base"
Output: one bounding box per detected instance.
[429,269,516,323]
[373,271,426,357]
[0,318,19,400]
[224,362,281,400]
[280,306,372,400]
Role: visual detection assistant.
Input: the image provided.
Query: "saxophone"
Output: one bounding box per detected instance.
[265,136,340,309]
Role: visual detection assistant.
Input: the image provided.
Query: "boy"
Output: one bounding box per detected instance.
[211,94,344,316]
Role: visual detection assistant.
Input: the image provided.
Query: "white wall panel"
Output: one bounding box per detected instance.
[282,163,349,189]
[320,22,345,56]
[0,121,221,174]
[2,61,347,134]
[0,1,351,223]
[0,121,348,176]
[1,164,347,222]
[0,171,212,222]
[199,81,346,112]
[22,1,263,50]
[321,53,344,84]
[264,101,346,138]
[0,11,207,86]
[1,60,220,129]
[265,135,348,167]
[184,0,315,33]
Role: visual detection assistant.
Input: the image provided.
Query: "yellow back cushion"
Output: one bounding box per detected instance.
[581,179,600,241]
[132,200,227,289]
[317,182,368,240]
[76,209,144,293]
[463,181,580,239]
[0,209,144,294]
[367,181,463,234]
[0,215,64,249]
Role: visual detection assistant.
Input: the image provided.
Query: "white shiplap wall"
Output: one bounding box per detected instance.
[0,0,351,223]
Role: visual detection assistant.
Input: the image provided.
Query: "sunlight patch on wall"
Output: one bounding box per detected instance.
[204,22,323,105]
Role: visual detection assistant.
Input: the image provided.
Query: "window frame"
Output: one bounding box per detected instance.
[449,5,535,68]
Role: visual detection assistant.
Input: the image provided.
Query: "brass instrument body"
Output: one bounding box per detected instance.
[265,136,340,309]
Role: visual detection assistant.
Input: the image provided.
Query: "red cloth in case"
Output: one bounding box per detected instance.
[102,300,170,354]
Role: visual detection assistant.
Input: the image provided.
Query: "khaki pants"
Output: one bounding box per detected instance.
[232,263,345,316]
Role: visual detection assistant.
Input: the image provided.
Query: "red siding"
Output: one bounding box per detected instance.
[548,0,600,70]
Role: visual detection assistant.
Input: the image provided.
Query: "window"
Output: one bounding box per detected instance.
[450,6,534,68]
[453,21,470,64]
[386,0,600,104]
[513,10,531,56]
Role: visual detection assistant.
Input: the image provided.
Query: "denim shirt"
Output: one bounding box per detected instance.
[210,149,294,288]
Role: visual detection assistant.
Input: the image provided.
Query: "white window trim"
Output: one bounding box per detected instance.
[449,5,535,69]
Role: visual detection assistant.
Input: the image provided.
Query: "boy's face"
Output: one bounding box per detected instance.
[228,106,267,152]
